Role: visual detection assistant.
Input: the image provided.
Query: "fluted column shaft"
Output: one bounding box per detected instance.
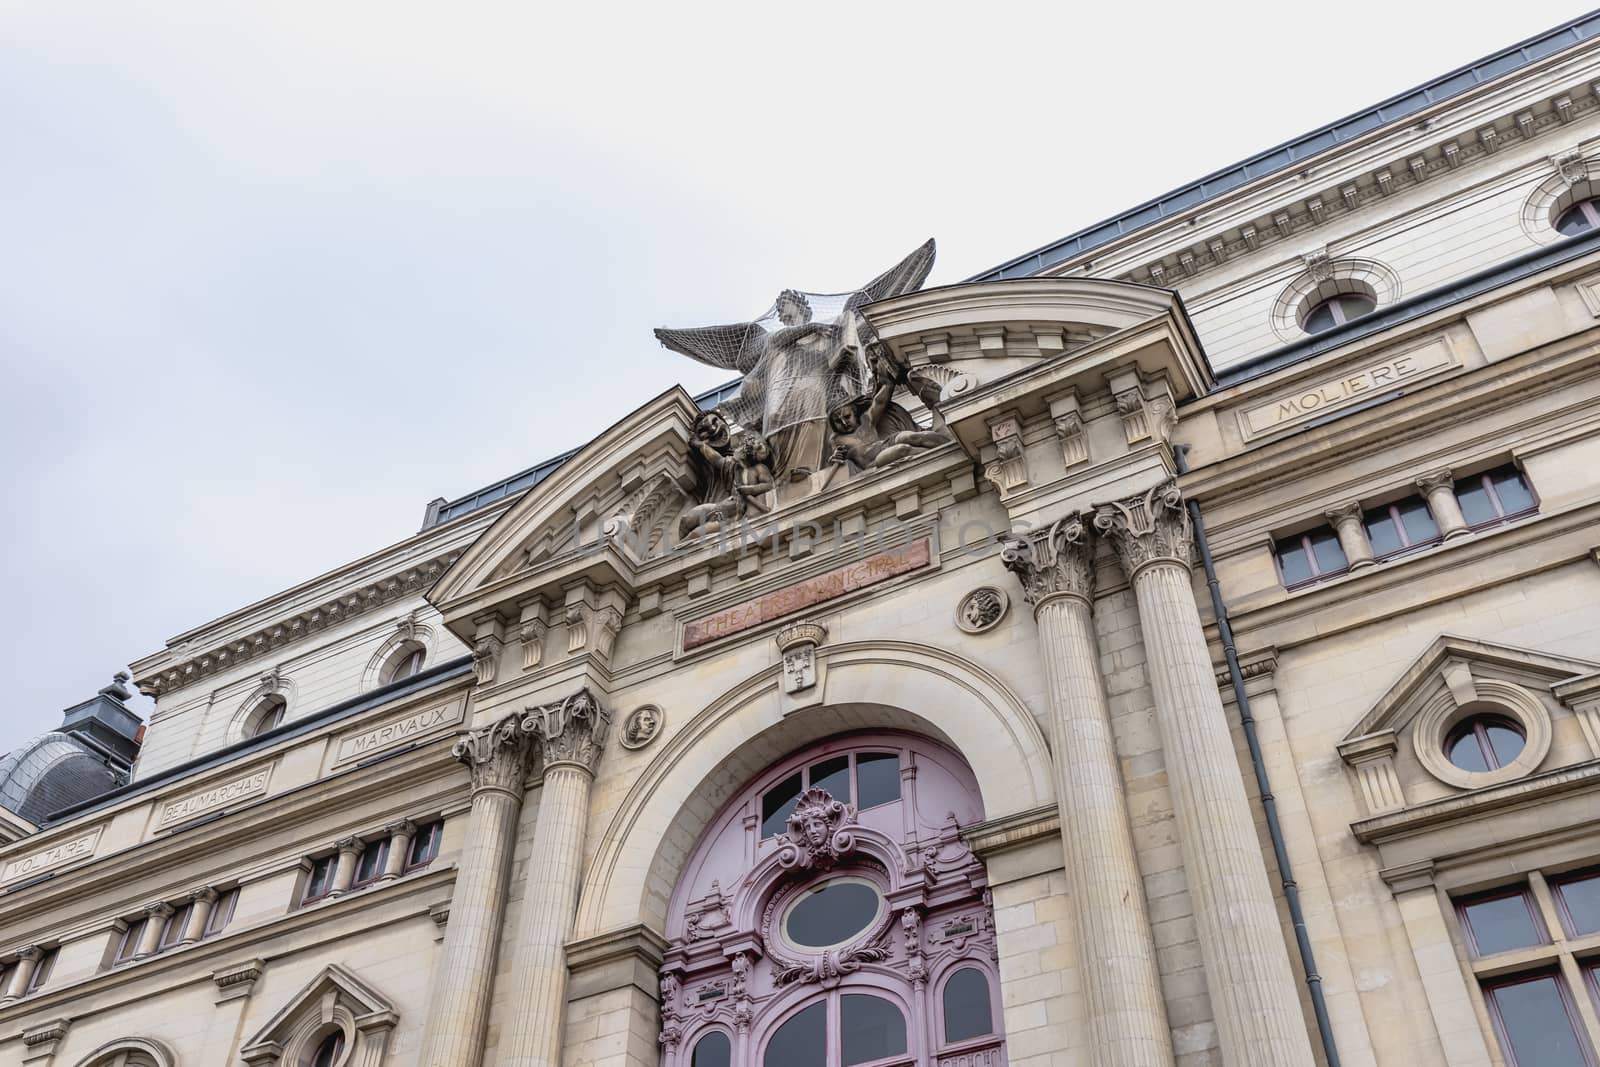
[1,947,41,1001]
[1098,484,1316,1067]
[500,689,611,1067]
[381,820,416,882]
[181,888,217,944]
[135,902,172,958]
[1003,517,1175,1067]
[419,715,531,1067]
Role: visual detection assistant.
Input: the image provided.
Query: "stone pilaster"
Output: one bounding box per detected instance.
[1095,482,1316,1067]
[1323,501,1374,570]
[1001,515,1175,1067]
[500,688,611,1067]
[181,887,218,945]
[134,902,173,959]
[380,820,416,882]
[418,713,532,1067]
[1,946,42,1002]
[329,835,363,897]
[1416,469,1470,540]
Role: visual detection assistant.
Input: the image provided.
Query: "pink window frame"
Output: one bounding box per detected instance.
[1482,969,1597,1067]
[302,854,337,904]
[1454,466,1540,531]
[1445,715,1526,774]
[753,981,916,1067]
[686,1027,736,1067]
[1557,198,1600,235]
[350,838,389,890]
[759,749,903,839]
[1362,496,1442,562]
[932,961,1002,1052]
[404,820,445,872]
[1553,867,1600,939]
[1273,527,1349,590]
[1456,885,1548,958]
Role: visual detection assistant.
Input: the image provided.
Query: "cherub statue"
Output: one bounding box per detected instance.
[827,352,950,471]
[677,430,776,539]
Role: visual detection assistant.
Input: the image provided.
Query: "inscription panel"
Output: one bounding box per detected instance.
[1239,338,1457,440]
[1,826,102,884]
[334,696,466,764]
[156,764,274,828]
[682,539,931,650]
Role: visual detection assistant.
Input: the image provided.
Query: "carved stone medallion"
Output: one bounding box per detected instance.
[619,705,664,750]
[955,587,1009,634]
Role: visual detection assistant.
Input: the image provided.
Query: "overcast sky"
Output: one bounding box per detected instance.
[0,1,1588,757]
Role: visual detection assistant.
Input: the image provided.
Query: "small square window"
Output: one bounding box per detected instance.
[1364,497,1442,560]
[205,888,240,938]
[1459,888,1547,956]
[114,918,145,964]
[1274,527,1348,588]
[24,948,56,994]
[303,855,337,904]
[1455,466,1538,530]
[855,753,901,810]
[352,840,388,889]
[405,822,444,871]
[158,903,190,950]
[808,756,851,805]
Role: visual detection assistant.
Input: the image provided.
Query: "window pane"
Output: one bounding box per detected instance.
[409,822,442,867]
[809,756,851,804]
[206,889,239,937]
[1462,893,1542,955]
[763,774,803,838]
[160,904,190,948]
[764,1001,826,1067]
[1455,478,1498,526]
[117,919,145,961]
[355,842,387,884]
[1309,530,1347,575]
[1491,469,1536,514]
[1557,872,1600,935]
[1396,498,1439,545]
[1303,302,1337,334]
[1484,723,1525,767]
[785,881,881,948]
[1277,539,1313,585]
[840,994,906,1066]
[856,753,900,810]
[1448,730,1491,773]
[1364,511,1402,556]
[1488,976,1590,1067]
[26,949,55,992]
[693,1031,732,1067]
[311,1032,346,1067]
[943,967,994,1043]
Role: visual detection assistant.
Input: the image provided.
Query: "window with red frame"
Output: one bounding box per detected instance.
[1554,869,1600,938]
[1458,886,1547,957]
[1454,466,1538,530]
[302,855,337,904]
[350,839,388,889]
[405,821,444,871]
[1483,971,1595,1066]
[1362,497,1440,559]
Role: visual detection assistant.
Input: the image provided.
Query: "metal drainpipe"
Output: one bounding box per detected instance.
[1173,445,1343,1067]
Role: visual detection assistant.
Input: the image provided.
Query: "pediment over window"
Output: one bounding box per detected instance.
[1338,635,1600,816]
[239,964,398,1066]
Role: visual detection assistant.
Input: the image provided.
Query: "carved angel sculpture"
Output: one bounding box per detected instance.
[655,240,936,478]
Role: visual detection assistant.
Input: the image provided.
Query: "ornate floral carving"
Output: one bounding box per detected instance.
[901,907,926,986]
[659,973,683,1050]
[982,414,1027,496]
[1093,481,1193,578]
[450,713,531,795]
[522,688,610,773]
[471,634,502,686]
[684,880,733,941]
[955,587,1009,633]
[775,788,858,870]
[999,513,1095,606]
[773,940,891,987]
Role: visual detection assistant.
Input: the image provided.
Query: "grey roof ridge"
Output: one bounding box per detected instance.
[967,9,1600,284]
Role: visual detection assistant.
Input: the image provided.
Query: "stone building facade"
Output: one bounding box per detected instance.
[6,12,1600,1067]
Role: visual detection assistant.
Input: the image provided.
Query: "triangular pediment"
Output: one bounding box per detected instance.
[1343,634,1600,741]
[240,963,397,1062]
[429,386,701,612]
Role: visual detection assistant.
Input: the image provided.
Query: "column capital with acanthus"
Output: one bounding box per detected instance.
[1093,480,1193,580]
[522,687,610,774]
[452,713,533,797]
[999,513,1097,606]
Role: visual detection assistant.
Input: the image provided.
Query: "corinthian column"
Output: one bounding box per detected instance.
[1095,483,1315,1067]
[1001,516,1174,1067]
[500,688,611,1067]
[419,713,531,1067]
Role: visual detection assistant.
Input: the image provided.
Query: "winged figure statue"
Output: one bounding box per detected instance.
[654,239,936,479]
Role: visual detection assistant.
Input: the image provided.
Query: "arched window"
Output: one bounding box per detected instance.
[1301,290,1376,334]
[244,694,287,738]
[1554,197,1600,236]
[383,644,426,685]
[309,1030,345,1067]
[661,733,1005,1067]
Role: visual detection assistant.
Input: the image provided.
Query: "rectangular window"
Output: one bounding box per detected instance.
[1274,527,1348,588]
[158,903,191,950]
[1483,972,1594,1067]
[303,855,337,904]
[1455,466,1538,529]
[1459,888,1547,957]
[205,888,240,938]
[113,918,145,964]
[808,756,851,806]
[405,822,444,871]
[855,753,901,810]
[1554,869,1600,938]
[1363,497,1441,559]
[24,948,56,994]
[352,840,388,889]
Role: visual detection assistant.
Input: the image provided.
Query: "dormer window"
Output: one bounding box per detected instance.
[1445,714,1526,773]
[245,695,287,738]
[384,645,426,685]
[1554,196,1600,235]
[1302,291,1376,334]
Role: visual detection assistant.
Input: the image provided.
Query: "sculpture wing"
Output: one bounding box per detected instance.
[851,239,937,308]
[654,322,768,374]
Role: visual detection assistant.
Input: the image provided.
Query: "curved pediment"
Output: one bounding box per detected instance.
[428,386,701,616]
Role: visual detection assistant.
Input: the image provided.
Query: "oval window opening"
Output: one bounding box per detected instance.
[783,879,882,949]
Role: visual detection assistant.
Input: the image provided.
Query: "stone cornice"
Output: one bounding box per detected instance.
[1352,759,1600,844]
[132,548,464,697]
[960,804,1059,858]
